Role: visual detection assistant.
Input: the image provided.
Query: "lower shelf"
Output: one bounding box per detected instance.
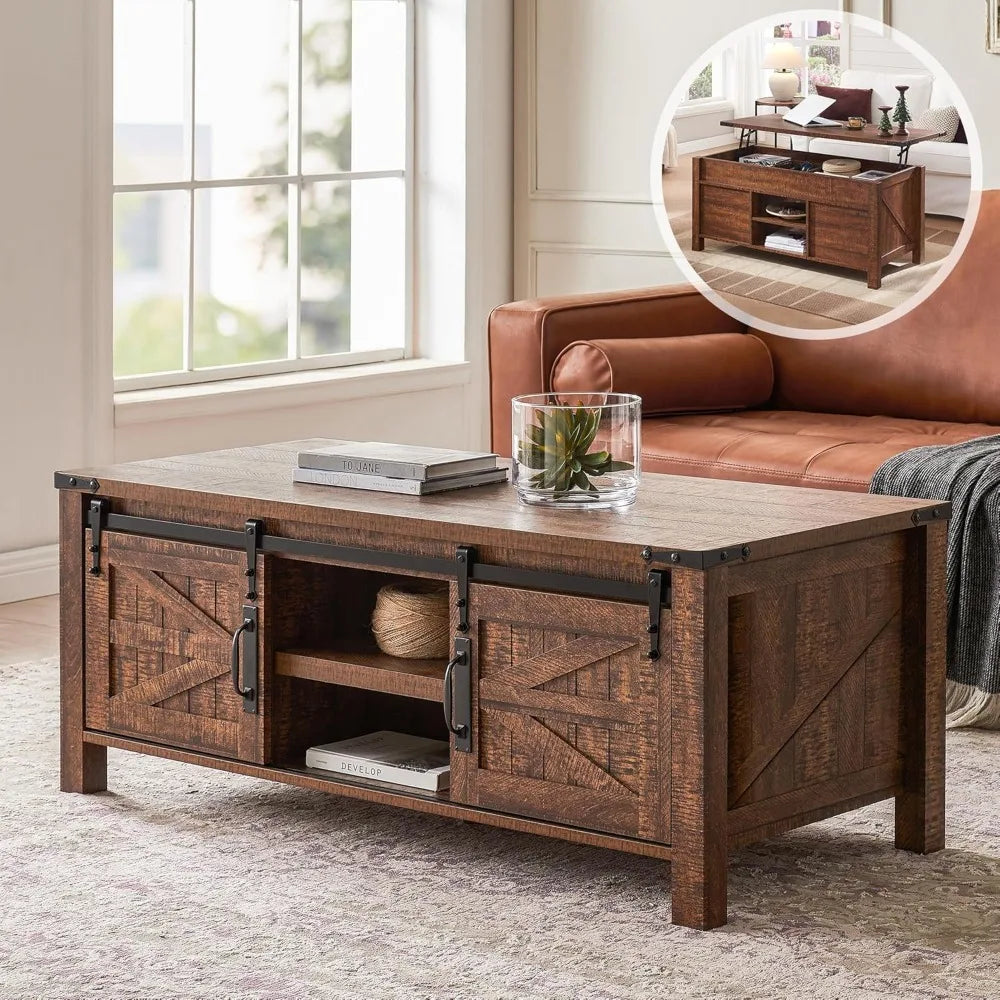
[275,641,446,701]
[82,730,674,861]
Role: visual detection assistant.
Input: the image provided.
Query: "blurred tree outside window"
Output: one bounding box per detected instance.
[687,63,714,102]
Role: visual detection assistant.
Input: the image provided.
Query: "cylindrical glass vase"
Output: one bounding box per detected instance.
[511,393,641,509]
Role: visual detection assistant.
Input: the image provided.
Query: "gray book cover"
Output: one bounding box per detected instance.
[298,440,498,481]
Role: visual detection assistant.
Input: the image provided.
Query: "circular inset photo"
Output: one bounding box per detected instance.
[653,10,982,337]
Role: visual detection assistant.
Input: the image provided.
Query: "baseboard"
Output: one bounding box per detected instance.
[677,134,736,156]
[0,544,59,605]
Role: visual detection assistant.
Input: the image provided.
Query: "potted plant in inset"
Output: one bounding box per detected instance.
[877,105,894,135]
[512,395,640,509]
[892,85,913,136]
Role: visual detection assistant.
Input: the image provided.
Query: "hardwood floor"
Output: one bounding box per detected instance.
[0,595,59,666]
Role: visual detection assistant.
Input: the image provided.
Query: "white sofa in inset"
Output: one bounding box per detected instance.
[805,70,972,219]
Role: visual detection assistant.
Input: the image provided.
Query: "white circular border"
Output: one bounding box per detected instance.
[649,6,984,340]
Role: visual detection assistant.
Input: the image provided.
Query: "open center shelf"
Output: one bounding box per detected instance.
[276,640,446,701]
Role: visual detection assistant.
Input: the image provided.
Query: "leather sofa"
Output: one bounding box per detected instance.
[488,191,998,493]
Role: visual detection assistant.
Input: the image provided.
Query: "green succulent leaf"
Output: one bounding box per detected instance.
[519,406,632,494]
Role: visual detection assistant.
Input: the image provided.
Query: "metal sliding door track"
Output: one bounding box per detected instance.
[86,508,671,608]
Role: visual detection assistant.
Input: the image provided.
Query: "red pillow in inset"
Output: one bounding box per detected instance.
[815,85,873,121]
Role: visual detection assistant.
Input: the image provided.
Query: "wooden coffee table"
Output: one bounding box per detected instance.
[692,114,946,288]
[56,441,948,929]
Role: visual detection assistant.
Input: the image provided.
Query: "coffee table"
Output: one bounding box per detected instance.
[55,441,948,929]
[692,114,946,288]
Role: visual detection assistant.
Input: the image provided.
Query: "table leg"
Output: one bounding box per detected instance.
[60,490,107,793]
[670,566,729,929]
[895,521,946,853]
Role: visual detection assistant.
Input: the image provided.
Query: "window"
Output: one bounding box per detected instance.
[769,19,844,94]
[112,0,413,389]
[687,63,714,102]
[684,61,724,104]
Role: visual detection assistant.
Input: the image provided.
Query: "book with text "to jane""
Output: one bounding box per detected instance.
[305,731,451,792]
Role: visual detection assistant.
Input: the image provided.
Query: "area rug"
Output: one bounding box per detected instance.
[3,657,999,1000]
[669,212,957,326]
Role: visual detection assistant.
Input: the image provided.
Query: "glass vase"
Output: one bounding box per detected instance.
[511,393,641,509]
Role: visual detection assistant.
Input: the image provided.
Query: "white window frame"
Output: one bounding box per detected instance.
[680,59,724,108]
[111,0,416,393]
[769,18,850,94]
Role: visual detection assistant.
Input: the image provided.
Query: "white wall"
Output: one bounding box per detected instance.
[0,4,92,599]
[515,0,1000,299]
[0,0,512,603]
[849,23,923,73]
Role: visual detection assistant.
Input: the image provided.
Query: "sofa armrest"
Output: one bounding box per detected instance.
[488,285,746,454]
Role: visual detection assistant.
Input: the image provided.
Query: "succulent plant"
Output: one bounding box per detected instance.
[516,406,633,495]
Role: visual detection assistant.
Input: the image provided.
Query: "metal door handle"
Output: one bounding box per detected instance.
[231,616,256,700]
[442,651,468,739]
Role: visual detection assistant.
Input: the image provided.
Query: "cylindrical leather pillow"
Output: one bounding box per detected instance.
[550,334,774,416]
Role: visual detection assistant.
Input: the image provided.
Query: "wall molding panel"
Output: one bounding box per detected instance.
[514,0,684,298]
[0,545,59,605]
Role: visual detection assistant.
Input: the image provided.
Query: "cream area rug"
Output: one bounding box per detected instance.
[3,657,1000,1000]
[670,213,958,326]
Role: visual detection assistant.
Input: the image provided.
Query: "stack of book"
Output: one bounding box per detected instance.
[306,731,450,792]
[738,152,793,168]
[852,169,893,182]
[764,228,807,255]
[294,441,508,495]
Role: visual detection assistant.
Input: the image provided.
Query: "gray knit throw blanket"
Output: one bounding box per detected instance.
[870,434,1000,729]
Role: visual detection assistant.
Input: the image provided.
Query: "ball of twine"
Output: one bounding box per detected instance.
[371,582,451,659]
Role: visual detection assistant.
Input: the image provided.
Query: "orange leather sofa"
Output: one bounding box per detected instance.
[488,193,999,493]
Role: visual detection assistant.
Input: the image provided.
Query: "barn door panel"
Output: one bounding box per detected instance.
[85,531,264,763]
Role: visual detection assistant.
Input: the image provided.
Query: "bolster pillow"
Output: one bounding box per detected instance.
[550,334,774,416]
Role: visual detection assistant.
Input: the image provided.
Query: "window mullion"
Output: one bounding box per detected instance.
[287,0,304,361]
[183,0,196,374]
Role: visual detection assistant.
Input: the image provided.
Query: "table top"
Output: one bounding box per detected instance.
[721,113,946,149]
[59,440,948,566]
[755,96,804,107]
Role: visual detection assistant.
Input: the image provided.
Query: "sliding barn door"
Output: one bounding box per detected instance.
[84,531,265,763]
[451,584,668,842]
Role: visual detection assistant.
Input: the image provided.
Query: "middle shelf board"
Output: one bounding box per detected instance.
[275,641,446,701]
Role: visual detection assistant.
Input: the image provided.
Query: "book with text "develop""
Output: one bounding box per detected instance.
[305,731,450,792]
[298,441,499,481]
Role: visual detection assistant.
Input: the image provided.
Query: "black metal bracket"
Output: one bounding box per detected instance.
[244,519,263,600]
[645,570,668,660]
[910,504,951,525]
[54,472,100,493]
[443,636,472,752]
[646,545,752,570]
[456,545,474,633]
[87,499,109,575]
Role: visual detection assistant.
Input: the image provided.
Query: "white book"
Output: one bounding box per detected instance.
[293,466,509,495]
[782,94,839,127]
[298,441,498,481]
[306,731,450,792]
